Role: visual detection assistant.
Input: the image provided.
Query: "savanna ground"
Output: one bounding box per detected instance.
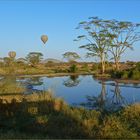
[1,60,140,81]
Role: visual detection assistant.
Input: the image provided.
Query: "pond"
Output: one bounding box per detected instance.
[0,75,140,111]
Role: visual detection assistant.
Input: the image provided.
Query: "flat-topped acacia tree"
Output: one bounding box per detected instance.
[26,52,43,67]
[106,20,140,70]
[75,17,140,72]
[75,17,111,74]
[63,52,80,63]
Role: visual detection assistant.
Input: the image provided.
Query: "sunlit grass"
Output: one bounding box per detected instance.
[0,91,139,138]
[0,78,25,95]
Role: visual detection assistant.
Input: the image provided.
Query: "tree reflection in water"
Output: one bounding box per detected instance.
[81,81,107,111]
[63,75,81,87]
[80,80,127,112]
[110,82,127,106]
[21,77,44,94]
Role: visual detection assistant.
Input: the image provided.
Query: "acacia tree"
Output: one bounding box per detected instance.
[63,52,80,62]
[26,52,43,66]
[75,17,111,74]
[106,20,140,70]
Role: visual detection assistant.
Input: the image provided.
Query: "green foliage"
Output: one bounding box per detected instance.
[76,17,140,72]
[135,62,140,70]
[26,52,43,66]
[82,63,89,72]
[110,70,123,79]
[130,69,140,80]
[68,64,78,73]
[63,52,80,62]
[111,69,140,80]
[121,71,129,79]
[76,17,110,73]
[108,20,140,70]
[92,63,100,71]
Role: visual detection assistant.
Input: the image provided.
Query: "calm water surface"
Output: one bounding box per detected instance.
[1,75,140,111]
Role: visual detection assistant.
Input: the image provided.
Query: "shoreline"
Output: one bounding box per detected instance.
[0,72,140,84]
[14,72,95,78]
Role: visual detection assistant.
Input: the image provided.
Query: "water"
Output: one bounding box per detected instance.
[1,75,140,111]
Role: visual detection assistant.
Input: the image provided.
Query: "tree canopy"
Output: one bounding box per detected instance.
[63,52,80,62]
[26,52,43,66]
[75,17,140,72]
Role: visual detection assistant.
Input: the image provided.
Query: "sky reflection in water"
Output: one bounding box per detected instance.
[1,75,140,111]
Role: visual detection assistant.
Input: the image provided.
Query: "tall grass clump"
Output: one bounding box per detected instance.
[120,104,140,135]
[99,115,137,138]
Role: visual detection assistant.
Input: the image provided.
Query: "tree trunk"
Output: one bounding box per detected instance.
[101,55,105,74]
[115,58,120,71]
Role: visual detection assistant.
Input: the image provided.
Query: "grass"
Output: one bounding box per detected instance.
[0,62,104,77]
[1,62,140,82]
[0,91,140,139]
[0,77,25,95]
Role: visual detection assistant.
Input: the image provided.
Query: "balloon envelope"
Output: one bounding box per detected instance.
[41,35,48,44]
[8,51,16,58]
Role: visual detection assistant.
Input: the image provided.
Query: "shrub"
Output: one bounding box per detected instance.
[68,64,78,73]
[130,69,140,80]
[92,63,100,71]
[110,70,140,80]
[136,62,140,70]
[121,71,129,79]
[110,70,123,79]
[82,63,89,72]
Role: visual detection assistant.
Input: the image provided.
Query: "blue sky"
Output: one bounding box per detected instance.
[0,0,140,61]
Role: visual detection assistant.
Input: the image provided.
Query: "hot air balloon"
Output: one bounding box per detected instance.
[8,51,16,58]
[41,35,48,45]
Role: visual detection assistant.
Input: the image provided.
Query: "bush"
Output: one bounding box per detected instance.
[82,63,89,72]
[121,71,129,79]
[111,69,140,80]
[110,70,123,79]
[136,62,140,71]
[92,63,100,71]
[68,64,78,73]
[129,69,140,80]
